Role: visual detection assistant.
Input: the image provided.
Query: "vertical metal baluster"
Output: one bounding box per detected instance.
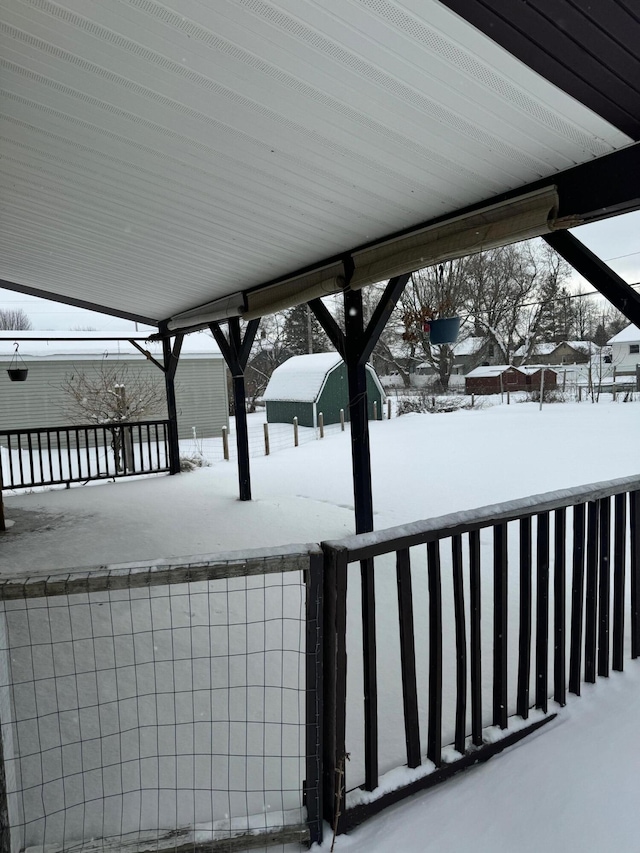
[452,535,467,754]
[469,530,482,746]
[517,517,532,719]
[535,512,550,712]
[427,541,442,765]
[36,432,44,486]
[493,524,508,729]
[598,496,611,677]
[361,556,378,790]
[396,548,421,768]
[612,493,626,672]
[554,508,567,706]
[569,504,586,694]
[584,501,599,683]
[630,491,640,659]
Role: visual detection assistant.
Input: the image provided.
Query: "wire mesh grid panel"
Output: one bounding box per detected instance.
[0,559,316,853]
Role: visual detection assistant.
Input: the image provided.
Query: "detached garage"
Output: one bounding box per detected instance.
[264,353,385,427]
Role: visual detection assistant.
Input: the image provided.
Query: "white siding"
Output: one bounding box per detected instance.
[0,358,228,440]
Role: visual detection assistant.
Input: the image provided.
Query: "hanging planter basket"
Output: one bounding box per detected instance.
[8,368,28,382]
[7,344,28,381]
[424,316,461,345]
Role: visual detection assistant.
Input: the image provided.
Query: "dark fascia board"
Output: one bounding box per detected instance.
[0,278,159,327]
[437,0,640,140]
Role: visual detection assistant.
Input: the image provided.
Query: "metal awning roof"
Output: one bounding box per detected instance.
[1,0,639,328]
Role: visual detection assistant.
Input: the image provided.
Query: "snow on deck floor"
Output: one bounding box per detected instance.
[1,399,639,853]
[1,399,638,571]
[320,664,640,853]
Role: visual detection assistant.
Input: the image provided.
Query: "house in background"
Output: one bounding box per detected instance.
[465,364,557,395]
[513,340,599,366]
[0,331,228,440]
[264,353,385,427]
[412,336,498,387]
[608,325,640,381]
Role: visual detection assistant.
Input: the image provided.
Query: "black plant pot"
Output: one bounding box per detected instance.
[7,368,28,382]
[425,317,461,345]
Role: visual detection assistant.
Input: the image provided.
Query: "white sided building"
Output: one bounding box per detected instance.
[608,325,640,377]
[0,331,228,439]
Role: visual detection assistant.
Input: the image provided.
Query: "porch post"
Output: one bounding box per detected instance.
[310,272,410,534]
[161,333,183,475]
[229,318,251,501]
[344,287,374,534]
[210,318,260,502]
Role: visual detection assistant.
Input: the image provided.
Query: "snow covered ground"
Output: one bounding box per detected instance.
[1,396,640,853]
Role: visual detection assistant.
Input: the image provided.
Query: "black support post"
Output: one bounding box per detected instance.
[344,287,374,534]
[209,318,260,502]
[310,273,410,534]
[161,333,184,475]
[229,318,251,501]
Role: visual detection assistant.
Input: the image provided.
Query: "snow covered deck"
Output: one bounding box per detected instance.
[1,400,639,853]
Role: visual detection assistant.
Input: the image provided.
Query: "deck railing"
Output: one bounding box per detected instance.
[321,475,640,832]
[0,420,170,489]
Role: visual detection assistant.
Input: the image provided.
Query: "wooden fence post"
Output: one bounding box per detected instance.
[293,417,299,447]
[263,422,270,456]
[373,401,378,421]
[222,425,229,461]
[340,409,345,431]
[318,412,324,438]
[539,368,545,411]
[387,398,391,420]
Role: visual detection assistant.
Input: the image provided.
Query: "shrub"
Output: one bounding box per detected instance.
[179,453,211,471]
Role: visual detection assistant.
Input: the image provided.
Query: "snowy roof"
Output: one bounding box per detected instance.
[263,353,343,402]
[514,340,599,358]
[608,324,640,344]
[0,331,221,361]
[519,365,557,375]
[559,340,599,355]
[513,342,557,357]
[465,364,522,378]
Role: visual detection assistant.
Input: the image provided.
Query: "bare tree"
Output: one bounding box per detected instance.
[399,261,471,389]
[61,362,165,471]
[0,308,32,330]
[463,242,554,363]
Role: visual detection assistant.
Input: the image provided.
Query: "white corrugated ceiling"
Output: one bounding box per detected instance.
[0,0,632,324]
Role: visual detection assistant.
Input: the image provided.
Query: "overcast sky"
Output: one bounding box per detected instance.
[2,212,639,333]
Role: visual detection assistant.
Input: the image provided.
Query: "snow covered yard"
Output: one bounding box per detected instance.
[1,397,639,853]
[2,398,637,569]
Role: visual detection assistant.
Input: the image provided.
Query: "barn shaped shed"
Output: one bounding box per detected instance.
[264,353,384,428]
[0,332,228,440]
